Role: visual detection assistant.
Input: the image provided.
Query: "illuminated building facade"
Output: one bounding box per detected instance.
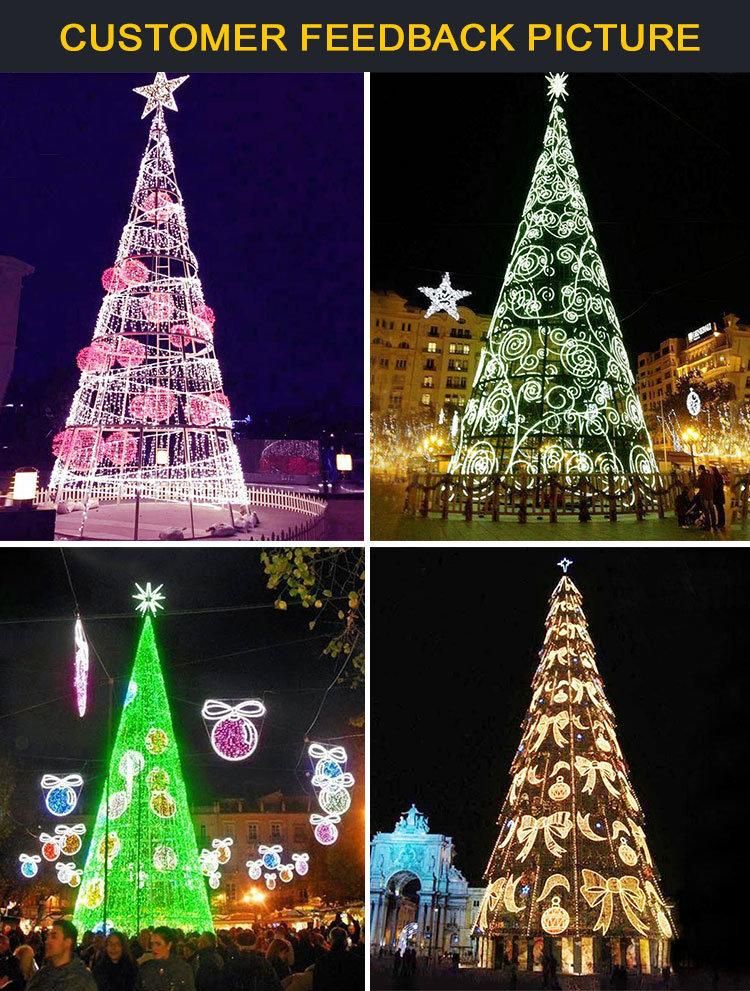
[370,804,484,960]
[370,290,487,417]
[637,313,750,422]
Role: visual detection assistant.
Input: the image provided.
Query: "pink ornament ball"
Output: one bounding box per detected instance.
[101,267,127,293]
[54,428,100,472]
[141,292,175,324]
[141,190,175,224]
[194,302,216,327]
[211,717,258,762]
[313,821,338,846]
[210,391,230,408]
[114,337,146,368]
[103,431,138,467]
[168,325,192,349]
[77,341,114,373]
[187,395,218,427]
[121,258,150,286]
[143,387,176,423]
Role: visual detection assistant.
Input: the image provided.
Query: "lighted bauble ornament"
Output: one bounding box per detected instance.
[212,838,233,865]
[141,189,175,223]
[687,387,701,417]
[168,324,192,349]
[265,874,277,891]
[318,786,351,817]
[125,680,138,706]
[55,861,78,885]
[292,853,309,877]
[194,302,216,327]
[69,872,81,888]
[246,860,263,881]
[201,699,266,762]
[548,777,571,802]
[101,266,127,293]
[208,873,221,890]
[187,395,220,427]
[145,727,169,755]
[149,790,177,819]
[199,849,220,877]
[119,749,145,781]
[131,389,177,425]
[108,790,131,820]
[259,845,282,871]
[98,833,121,864]
[41,774,83,817]
[39,833,61,862]
[311,816,339,847]
[141,291,174,323]
[121,258,150,287]
[81,879,104,909]
[55,824,86,857]
[617,836,638,866]
[77,342,113,373]
[309,743,347,784]
[541,897,570,936]
[147,767,170,791]
[278,865,294,883]
[153,845,178,872]
[19,854,41,878]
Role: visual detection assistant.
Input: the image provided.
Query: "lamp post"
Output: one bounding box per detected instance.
[682,426,699,480]
[11,467,38,506]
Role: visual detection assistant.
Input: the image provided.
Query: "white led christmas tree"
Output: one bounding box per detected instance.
[50,74,246,505]
[450,74,657,480]
[475,560,673,977]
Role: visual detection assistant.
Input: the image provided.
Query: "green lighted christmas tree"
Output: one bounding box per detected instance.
[73,583,214,933]
[476,560,673,976]
[449,74,657,480]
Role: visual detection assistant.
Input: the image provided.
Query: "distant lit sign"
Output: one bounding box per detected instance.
[686,322,714,344]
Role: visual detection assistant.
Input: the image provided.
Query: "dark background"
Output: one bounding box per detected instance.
[0,73,363,459]
[372,74,750,362]
[371,548,748,967]
[0,548,363,833]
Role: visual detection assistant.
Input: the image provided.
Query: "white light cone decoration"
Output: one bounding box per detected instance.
[50,74,246,506]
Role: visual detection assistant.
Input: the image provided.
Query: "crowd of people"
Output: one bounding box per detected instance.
[675,465,727,531]
[0,917,363,991]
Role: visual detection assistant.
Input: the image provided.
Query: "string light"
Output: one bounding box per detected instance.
[449,75,657,481]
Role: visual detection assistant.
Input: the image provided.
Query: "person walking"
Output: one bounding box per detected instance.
[697,465,715,530]
[25,922,97,991]
[711,466,726,529]
[136,930,194,991]
[92,934,137,991]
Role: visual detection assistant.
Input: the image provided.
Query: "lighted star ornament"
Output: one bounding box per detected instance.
[133,72,189,119]
[133,582,166,616]
[557,557,573,574]
[546,72,569,102]
[419,272,471,320]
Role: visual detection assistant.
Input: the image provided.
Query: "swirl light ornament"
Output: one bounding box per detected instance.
[475,567,674,974]
[450,75,657,482]
[50,75,246,506]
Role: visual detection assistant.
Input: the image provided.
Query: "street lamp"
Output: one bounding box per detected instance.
[682,426,700,479]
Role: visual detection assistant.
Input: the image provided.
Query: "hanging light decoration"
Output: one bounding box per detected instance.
[74,616,90,718]
[41,774,84,817]
[200,699,267,762]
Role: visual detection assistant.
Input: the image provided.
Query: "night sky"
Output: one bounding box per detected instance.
[372,74,750,358]
[0,548,363,838]
[0,73,363,434]
[371,548,748,967]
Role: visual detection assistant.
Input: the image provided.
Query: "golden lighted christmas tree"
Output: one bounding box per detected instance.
[476,560,674,976]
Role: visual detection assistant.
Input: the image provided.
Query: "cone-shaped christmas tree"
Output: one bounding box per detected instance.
[450,74,657,480]
[475,561,673,976]
[73,584,214,933]
[50,73,246,505]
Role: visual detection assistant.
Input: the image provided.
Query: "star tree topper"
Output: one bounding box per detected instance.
[546,73,569,102]
[133,72,189,119]
[418,272,471,320]
[133,582,166,616]
[557,557,573,574]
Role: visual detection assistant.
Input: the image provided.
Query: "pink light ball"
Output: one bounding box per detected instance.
[210,717,259,762]
[313,821,338,846]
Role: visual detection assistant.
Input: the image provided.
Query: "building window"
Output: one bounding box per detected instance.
[422,376,434,388]
[395,359,407,370]
[271,823,282,840]
[398,341,409,349]
[427,342,438,353]
[428,327,439,337]
[247,823,258,842]
[226,883,237,902]
[421,393,431,406]
[389,393,403,408]
[199,824,207,841]
[379,358,389,368]
[223,821,236,840]
[293,825,307,844]
[424,359,435,370]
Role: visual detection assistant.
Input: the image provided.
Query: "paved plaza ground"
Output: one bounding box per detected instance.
[371,480,744,542]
